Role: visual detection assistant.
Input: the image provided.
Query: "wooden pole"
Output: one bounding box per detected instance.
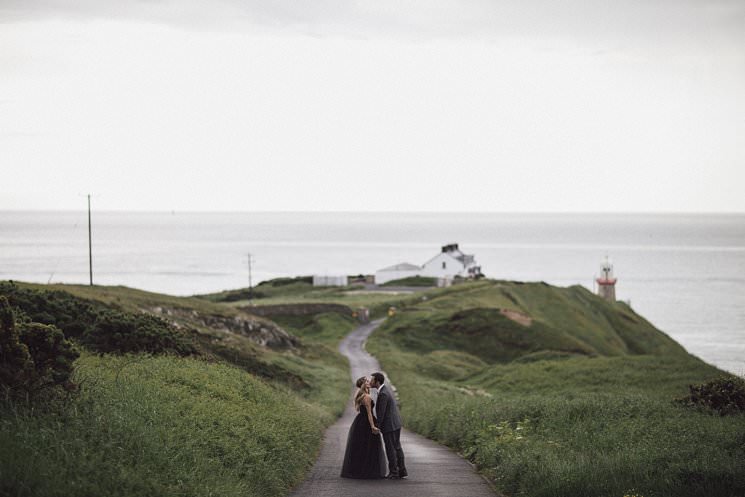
[88,194,93,286]
[248,253,253,303]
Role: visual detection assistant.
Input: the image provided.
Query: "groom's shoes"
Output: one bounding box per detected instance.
[386,474,401,480]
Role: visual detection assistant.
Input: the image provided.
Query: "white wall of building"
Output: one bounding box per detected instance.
[420,252,469,279]
[313,275,347,286]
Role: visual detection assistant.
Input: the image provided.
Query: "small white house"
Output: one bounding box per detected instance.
[374,243,482,286]
[374,263,422,285]
[420,243,482,281]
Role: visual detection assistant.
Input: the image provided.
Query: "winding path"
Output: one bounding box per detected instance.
[289,319,498,497]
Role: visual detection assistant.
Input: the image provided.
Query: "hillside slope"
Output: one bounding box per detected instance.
[367,280,744,497]
[381,280,687,365]
[1,281,355,497]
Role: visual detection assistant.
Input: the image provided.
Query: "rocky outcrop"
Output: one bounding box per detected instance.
[148,306,299,350]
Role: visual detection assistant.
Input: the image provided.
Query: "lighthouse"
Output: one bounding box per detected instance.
[596,256,617,302]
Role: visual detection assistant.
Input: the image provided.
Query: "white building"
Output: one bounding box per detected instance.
[312,275,348,287]
[420,244,482,281]
[374,244,482,285]
[374,262,422,285]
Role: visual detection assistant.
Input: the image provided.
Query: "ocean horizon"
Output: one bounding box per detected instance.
[2,210,743,374]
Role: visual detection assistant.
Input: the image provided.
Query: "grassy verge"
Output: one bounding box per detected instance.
[1,353,331,497]
[367,282,745,497]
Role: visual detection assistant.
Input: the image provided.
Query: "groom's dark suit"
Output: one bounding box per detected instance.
[375,384,407,478]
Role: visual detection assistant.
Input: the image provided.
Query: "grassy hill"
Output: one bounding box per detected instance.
[4,277,743,497]
[384,280,687,362]
[0,280,358,497]
[367,280,745,497]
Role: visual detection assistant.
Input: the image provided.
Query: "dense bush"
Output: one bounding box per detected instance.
[678,375,745,415]
[86,311,196,355]
[0,296,78,399]
[196,277,314,302]
[0,296,34,394]
[207,288,267,302]
[0,282,196,356]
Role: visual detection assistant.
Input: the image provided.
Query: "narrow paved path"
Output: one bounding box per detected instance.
[289,319,498,497]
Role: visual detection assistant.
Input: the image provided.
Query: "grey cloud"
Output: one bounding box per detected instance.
[1,0,744,52]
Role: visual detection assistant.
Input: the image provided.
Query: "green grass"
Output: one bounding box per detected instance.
[24,282,240,317]
[369,339,745,496]
[380,280,687,361]
[196,277,315,302]
[268,312,358,347]
[366,280,745,497]
[0,353,332,497]
[1,281,356,496]
[196,276,438,319]
[381,276,437,287]
[8,281,351,414]
[9,277,743,497]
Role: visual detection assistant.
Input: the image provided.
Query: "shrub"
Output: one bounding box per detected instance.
[85,311,196,355]
[0,282,196,356]
[0,296,34,394]
[678,375,745,415]
[209,289,267,302]
[0,296,78,399]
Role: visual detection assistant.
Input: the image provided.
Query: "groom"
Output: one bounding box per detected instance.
[370,372,407,480]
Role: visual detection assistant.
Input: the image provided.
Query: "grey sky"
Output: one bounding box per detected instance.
[1,1,744,211]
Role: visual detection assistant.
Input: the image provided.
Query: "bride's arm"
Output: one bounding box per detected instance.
[363,395,380,434]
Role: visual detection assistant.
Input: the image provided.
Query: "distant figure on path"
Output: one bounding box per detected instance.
[370,372,408,479]
[340,376,387,479]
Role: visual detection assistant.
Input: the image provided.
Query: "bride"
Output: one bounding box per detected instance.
[340,376,386,479]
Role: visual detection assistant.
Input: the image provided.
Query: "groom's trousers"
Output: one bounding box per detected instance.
[382,429,407,477]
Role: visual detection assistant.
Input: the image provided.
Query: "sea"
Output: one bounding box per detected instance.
[1,211,743,374]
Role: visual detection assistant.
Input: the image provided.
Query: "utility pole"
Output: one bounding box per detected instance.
[88,194,93,286]
[247,253,253,304]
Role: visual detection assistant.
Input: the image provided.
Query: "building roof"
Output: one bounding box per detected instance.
[454,253,475,265]
[422,244,478,268]
[377,262,422,272]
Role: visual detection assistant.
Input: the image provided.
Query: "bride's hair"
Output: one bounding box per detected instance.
[353,376,368,412]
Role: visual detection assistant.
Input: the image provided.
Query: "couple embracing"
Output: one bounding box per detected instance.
[341,372,408,480]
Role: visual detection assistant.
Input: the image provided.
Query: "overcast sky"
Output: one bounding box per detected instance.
[1,1,744,212]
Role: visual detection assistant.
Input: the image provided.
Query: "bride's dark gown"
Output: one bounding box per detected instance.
[340,399,386,479]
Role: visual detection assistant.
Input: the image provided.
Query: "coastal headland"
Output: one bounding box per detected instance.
[1,278,743,497]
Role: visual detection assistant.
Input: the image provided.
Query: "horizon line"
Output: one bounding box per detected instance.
[1,209,745,215]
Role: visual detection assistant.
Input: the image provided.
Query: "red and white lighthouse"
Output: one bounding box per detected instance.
[596,256,617,302]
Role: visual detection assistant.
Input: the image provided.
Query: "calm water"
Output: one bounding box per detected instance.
[1,211,743,374]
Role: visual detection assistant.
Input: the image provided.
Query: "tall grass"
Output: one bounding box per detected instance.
[368,305,745,496]
[1,353,331,497]
[392,387,745,497]
[269,312,357,347]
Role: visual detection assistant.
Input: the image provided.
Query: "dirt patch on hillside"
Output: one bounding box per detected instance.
[500,309,533,326]
[147,306,299,350]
